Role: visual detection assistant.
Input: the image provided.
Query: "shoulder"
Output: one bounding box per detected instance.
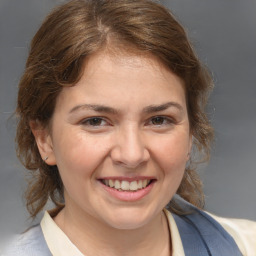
[209,213,256,256]
[169,195,256,255]
[1,225,51,256]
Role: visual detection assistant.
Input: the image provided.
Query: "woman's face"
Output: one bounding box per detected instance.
[40,51,191,229]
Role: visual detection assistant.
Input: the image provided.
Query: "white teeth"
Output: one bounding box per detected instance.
[142,180,147,188]
[121,180,130,190]
[137,180,143,189]
[102,179,151,191]
[109,180,114,187]
[129,181,138,191]
[114,180,121,189]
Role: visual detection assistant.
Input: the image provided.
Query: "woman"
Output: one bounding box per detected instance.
[3,0,255,255]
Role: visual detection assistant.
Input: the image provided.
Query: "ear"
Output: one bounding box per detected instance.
[30,120,56,165]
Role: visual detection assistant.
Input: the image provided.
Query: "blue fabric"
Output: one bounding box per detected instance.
[1,225,51,256]
[172,197,243,256]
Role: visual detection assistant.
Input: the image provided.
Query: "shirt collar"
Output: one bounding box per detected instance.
[41,209,185,256]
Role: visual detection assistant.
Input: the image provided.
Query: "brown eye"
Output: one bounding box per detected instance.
[81,117,107,126]
[148,116,175,127]
[151,116,165,125]
[88,118,103,126]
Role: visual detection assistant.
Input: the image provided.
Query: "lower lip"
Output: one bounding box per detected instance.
[100,181,155,202]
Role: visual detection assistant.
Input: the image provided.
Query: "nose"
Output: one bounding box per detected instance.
[110,125,150,169]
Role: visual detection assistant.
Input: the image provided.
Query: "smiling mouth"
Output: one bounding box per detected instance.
[100,179,154,192]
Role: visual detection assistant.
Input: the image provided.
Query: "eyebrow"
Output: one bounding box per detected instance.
[143,102,183,114]
[69,102,183,115]
[69,104,118,115]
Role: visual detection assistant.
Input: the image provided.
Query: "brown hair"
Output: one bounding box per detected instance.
[16,0,213,218]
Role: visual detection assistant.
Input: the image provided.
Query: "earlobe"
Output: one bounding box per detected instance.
[30,120,56,165]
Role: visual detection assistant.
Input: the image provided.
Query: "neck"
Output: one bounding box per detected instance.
[54,204,171,256]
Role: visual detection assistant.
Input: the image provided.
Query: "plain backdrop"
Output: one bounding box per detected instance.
[0,0,255,249]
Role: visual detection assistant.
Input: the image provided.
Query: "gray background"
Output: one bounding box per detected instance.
[1,0,255,249]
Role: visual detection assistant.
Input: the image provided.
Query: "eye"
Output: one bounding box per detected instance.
[151,116,166,125]
[81,117,108,127]
[147,116,175,127]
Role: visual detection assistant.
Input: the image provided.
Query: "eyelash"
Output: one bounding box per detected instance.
[80,116,175,128]
[80,117,109,127]
[146,116,175,127]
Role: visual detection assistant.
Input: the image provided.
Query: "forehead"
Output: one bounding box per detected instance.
[81,50,184,87]
[55,51,187,112]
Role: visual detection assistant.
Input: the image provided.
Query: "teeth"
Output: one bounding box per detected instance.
[102,179,151,191]
[121,180,130,190]
[137,180,143,189]
[142,180,147,188]
[130,181,138,191]
[109,180,114,187]
[114,180,121,189]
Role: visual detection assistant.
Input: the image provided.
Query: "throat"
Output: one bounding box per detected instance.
[53,204,171,256]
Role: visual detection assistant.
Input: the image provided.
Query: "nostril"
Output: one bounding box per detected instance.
[110,133,150,168]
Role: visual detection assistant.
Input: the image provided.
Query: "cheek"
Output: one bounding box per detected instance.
[53,129,110,178]
[150,131,190,174]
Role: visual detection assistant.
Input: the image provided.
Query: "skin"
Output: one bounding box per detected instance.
[33,51,192,256]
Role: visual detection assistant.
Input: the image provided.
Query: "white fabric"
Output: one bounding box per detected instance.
[163,209,185,256]
[41,212,84,256]
[207,212,256,256]
[41,210,256,256]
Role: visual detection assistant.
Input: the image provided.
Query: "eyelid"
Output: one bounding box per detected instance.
[146,115,176,126]
[78,115,176,127]
[80,116,110,127]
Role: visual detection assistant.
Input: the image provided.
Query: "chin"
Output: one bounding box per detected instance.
[101,208,156,230]
[107,218,149,230]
